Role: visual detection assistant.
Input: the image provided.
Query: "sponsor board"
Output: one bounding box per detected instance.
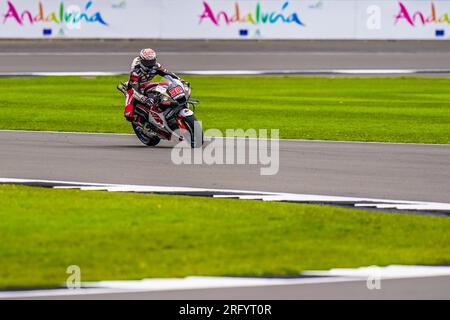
[0,0,448,39]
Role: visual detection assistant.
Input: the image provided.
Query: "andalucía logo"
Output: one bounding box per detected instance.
[2,1,108,26]
[395,1,450,27]
[199,1,305,27]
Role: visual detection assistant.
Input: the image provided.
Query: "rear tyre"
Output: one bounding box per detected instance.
[132,123,161,147]
[182,115,204,148]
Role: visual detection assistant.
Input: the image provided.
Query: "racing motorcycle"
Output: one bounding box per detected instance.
[117,76,203,148]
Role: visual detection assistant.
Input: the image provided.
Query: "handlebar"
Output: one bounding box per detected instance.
[116,82,128,95]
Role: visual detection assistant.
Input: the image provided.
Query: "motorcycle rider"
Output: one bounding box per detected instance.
[124,48,184,123]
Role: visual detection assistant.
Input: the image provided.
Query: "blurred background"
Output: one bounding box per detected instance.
[0,0,448,74]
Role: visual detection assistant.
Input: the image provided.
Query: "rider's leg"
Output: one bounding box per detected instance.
[124,89,136,122]
[124,103,135,122]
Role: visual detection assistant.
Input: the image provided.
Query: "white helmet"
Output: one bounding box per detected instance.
[139,48,157,69]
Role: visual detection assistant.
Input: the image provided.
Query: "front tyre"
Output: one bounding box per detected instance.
[182,115,204,148]
[132,123,161,147]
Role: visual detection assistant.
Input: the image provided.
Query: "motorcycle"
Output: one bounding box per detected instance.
[117,76,203,148]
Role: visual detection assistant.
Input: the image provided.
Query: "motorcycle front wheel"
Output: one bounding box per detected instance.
[182,115,204,149]
[132,123,161,147]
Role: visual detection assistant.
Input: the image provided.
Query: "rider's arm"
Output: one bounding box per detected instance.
[128,69,152,105]
[156,63,181,81]
[128,58,142,93]
[128,70,141,93]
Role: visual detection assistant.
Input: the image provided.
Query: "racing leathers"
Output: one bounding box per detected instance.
[124,57,182,123]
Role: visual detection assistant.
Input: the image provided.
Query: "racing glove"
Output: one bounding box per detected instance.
[144,97,156,106]
[134,91,156,106]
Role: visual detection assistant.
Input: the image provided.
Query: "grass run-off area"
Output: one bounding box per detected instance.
[0,76,449,144]
[0,185,449,289]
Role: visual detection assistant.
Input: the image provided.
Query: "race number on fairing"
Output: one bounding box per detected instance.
[169,86,184,97]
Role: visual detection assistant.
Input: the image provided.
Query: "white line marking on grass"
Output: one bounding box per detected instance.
[0,178,449,214]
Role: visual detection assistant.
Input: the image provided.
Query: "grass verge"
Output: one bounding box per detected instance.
[0,185,449,289]
[0,76,449,143]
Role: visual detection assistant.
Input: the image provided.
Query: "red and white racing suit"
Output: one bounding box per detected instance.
[124,57,181,122]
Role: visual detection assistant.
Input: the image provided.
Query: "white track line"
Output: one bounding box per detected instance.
[302,265,450,279]
[0,129,134,136]
[1,129,449,146]
[0,71,125,77]
[0,52,137,56]
[0,51,448,56]
[1,265,449,299]
[1,69,449,77]
[0,277,364,299]
[82,276,360,291]
[0,177,449,213]
[0,177,275,195]
[183,69,419,75]
[177,69,450,75]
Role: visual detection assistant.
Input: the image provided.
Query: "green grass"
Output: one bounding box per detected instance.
[0,76,449,143]
[0,185,449,289]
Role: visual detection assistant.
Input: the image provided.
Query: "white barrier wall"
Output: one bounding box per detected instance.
[0,0,448,39]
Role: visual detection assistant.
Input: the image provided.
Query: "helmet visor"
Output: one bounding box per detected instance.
[141,59,156,68]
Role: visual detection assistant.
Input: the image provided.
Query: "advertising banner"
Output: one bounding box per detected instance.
[0,0,161,38]
[161,0,356,39]
[355,0,450,39]
[0,0,448,39]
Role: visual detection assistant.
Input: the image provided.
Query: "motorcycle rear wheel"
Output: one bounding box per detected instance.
[132,123,161,147]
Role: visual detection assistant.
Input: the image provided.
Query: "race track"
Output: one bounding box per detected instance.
[0,40,449,73]
[0,40,449,300]
[3,276,449,300]
[1,131,449,203]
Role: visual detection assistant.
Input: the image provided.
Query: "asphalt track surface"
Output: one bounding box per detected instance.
[1,131,449,203]
[5,276,449,300]
[0,40,449,73]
